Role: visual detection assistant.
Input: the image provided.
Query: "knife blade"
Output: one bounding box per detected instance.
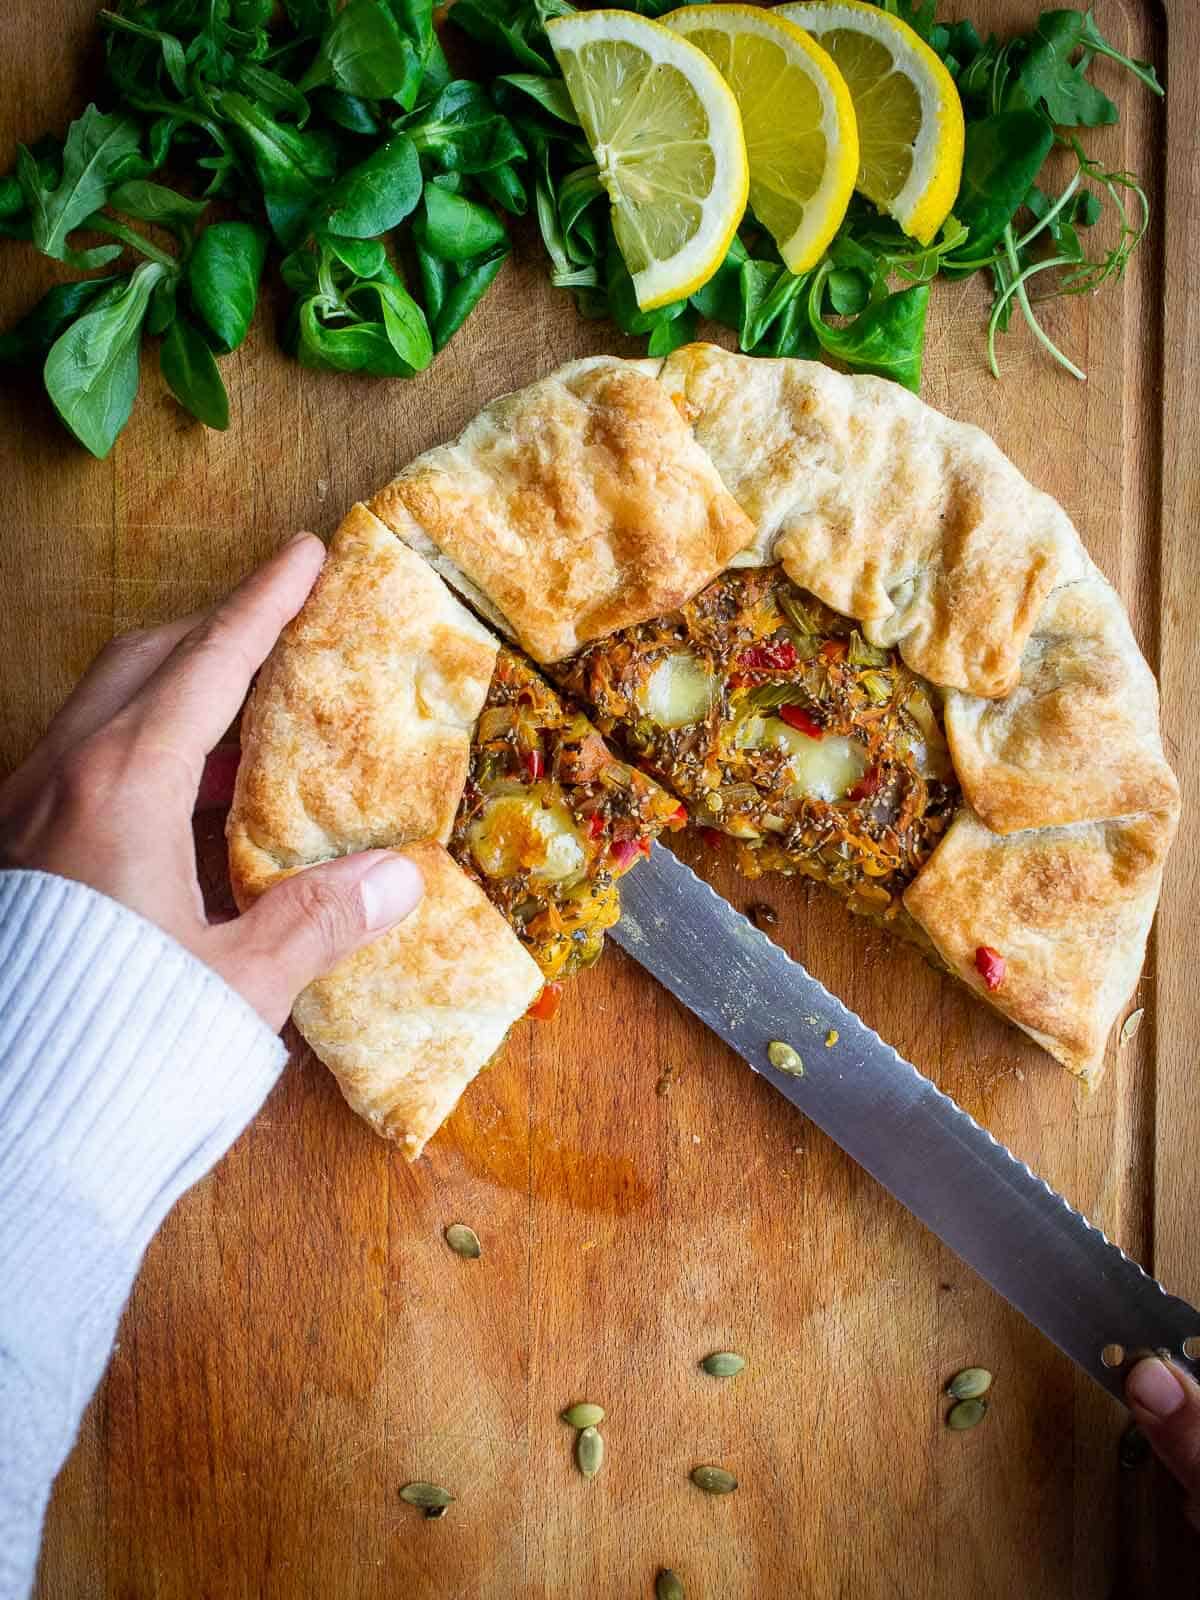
[611,844,1200,1399]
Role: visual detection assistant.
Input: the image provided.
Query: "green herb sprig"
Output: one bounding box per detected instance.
[0,0,531,457]
[464,0,1162,391]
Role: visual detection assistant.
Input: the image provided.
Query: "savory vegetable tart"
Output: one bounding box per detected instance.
[228,346,1178,1156]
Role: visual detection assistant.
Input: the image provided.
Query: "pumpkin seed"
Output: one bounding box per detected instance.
[444,1223,481,1259]
[399,1481,454,1509]
[767,1040,803,1076]
[946,1367,993,1401]
[576,1426,604,1479]
[561,1402,605,1429]
[946,1398,988,1431]
[824,1029,839,1048]
[700,1351,745,1378]
[1120,1008,1144,1044]
[656,1571,685,1600]
[691,1464,737,1495]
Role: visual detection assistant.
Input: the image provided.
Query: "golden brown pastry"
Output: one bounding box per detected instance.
[230,347,1178,1150]
[369,355,756,663]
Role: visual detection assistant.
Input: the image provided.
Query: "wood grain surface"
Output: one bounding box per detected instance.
[1,2,1197,1596]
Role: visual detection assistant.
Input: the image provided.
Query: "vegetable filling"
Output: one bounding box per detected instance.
[554,565,961,923]
[449,648,684,984]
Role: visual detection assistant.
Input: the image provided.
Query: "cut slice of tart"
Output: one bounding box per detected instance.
[449,646,686,996]
[553,562,960,928]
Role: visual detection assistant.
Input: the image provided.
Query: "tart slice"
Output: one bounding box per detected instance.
[554,563,960,930]
[449,647,686,1001]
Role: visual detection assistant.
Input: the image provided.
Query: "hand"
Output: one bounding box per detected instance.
[0,534,423,1031]
[1125,1357,1200,1528]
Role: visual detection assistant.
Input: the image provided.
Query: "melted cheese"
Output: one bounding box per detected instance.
[469,794,586,883]
[772,727,868,801]
[639,652,715,728]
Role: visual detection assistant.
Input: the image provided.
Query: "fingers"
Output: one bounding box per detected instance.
[113,533,326,775]
[1125,1358,1200,1527]
[205,850,425,1030]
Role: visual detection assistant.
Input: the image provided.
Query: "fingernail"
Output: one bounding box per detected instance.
[285,531,316,548]
[1126,1358,1186,1420]
[360,854,424,931]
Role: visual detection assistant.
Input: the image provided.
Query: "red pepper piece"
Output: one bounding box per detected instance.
[848,766,881,803]
[522,748,544,782]
[779,704,823,739]
[975,946,1006,992]
[587,811,606,839]
[737,638,798,674]
[669,802,688,829]
[526,983,562,1022]
[820,638,848,664]
[610,837,642,871]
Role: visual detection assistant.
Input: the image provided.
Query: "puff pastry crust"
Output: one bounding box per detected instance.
[369,356,756,663]
[293,841,542,1159]
[230,346,1178,1152]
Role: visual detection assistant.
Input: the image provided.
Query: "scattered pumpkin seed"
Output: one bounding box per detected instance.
[656,1571,685,1600]
[561,1402,605,1429]
[947,1367,993,1401]
[691,1465,738,1495]
[399,1481,454,1509]
[946,1398,988,1431]
[424,1505,448,1520]
[767,1040,803,1076]
[444,1223,481,1259]
[824,1029,839,1048]
[1118,1423,1152,1469]
[749,902,778,929]
[576,1426,604,1479]
[1120,1008,1145,1044]
[700,1351,746,1378]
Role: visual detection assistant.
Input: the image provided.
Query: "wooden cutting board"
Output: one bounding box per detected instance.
[3,2,1198,1595]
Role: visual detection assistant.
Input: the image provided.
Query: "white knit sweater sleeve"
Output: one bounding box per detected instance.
[0,870,287,1600]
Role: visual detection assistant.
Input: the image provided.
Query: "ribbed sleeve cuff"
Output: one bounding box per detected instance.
[0,870,286,1366]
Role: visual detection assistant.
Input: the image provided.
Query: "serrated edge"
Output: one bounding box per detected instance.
[613,845,1200,1381]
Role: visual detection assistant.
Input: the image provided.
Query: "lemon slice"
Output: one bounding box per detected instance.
[666,4,858,274]
[547,10,749,310]
[778,0,964,245]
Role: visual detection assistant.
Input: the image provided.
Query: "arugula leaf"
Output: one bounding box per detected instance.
[325,132,422,236]
[17,105,144,261]
[0,176,24,219]
[943,110,1054,267]
[419,183,508,261]
[98,10,189,98]
[44,260,165,458]
[1007,11,1118,127]
[299,0,422,105]
[1078,12,1163,99]
[186,220,269,351]
[738,259,806,351]
[807,272,930,392]
[0,276,122,364]
[160,314,230,429]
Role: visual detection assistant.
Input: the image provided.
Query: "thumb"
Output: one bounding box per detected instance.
[1125,1358,1200,1528]
[211,850,424,1030]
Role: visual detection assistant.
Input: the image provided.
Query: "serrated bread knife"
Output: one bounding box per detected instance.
[611,844,1200,1399]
